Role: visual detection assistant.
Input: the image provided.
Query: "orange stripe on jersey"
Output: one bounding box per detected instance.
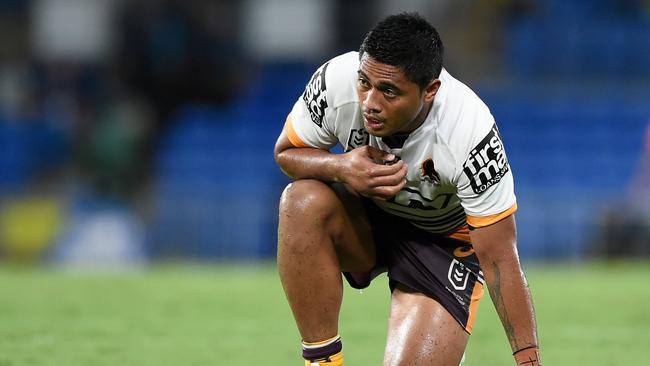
[447,225,471,242]
[466,203,518,228]
[283,114,309,148]
[465,280,485,334]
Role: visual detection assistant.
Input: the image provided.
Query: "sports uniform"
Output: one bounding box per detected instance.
[283,51,518,333]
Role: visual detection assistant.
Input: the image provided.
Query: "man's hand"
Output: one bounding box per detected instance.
[274,130,407,198]
[337,146,408,199]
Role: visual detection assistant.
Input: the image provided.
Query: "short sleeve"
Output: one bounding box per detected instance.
[284,61,339,149]
[456,123,517,227]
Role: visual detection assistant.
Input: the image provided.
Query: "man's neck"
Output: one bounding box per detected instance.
[399,101,433,134]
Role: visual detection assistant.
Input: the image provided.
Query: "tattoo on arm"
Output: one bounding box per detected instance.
[514,347,541,366]
[517,355,540,366]
[488,261,517,346]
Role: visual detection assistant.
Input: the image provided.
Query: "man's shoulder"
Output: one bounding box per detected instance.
[328,52,360,102]
[310,51,359,86]
[303,52,359,116]
[439,69,491,116]
[435,69,497,162]
[328,51,360,69]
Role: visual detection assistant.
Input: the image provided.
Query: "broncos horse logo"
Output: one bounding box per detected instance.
[420,158,440,184]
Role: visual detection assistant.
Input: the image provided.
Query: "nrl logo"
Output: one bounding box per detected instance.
[448,259,469,291]
[345,129,369,152]
[420,158,440,185]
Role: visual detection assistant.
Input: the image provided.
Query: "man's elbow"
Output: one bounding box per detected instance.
[273,136,289,166]
[273,147,283,167]
[274,148,295,179]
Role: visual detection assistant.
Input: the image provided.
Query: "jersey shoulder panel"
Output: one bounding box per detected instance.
[323,51,360,110]
[300,52,359,127]
[288,52,360,149]
[435,69,496,166]
[435,70,516,217]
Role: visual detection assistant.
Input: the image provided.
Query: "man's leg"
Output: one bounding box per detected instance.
[383,285,469,366]
[277,180,376,362]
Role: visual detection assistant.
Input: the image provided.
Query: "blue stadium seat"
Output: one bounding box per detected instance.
[0,120,35,192]
[149,103,289,259]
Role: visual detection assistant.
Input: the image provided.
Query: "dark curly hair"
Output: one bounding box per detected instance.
[359,12,444,89]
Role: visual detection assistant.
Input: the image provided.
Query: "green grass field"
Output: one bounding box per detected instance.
[0,261,648,365]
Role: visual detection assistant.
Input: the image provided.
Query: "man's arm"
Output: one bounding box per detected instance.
[469,215,542,366]
[274,126,408,199]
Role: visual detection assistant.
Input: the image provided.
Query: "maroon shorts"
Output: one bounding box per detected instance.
[343,201,485,333]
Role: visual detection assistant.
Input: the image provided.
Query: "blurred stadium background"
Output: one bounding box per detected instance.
[1,0,648,265]
[0,0,649,364]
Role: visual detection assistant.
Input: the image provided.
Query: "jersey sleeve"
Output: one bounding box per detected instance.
[283,61,340,150]
[456,120,517,228]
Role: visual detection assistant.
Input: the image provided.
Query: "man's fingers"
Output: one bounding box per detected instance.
[368,163,408,187]
[364,146,396,162]
[370,178,407,199]
[367,159,406,177]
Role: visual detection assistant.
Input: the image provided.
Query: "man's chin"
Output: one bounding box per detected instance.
[364,124,392,137]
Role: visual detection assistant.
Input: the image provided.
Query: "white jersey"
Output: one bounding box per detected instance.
[284,51,517,236]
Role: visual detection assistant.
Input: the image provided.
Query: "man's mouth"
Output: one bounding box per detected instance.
[364,115,384,130]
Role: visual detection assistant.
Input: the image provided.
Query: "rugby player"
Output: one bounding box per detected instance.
[274,12,541,366]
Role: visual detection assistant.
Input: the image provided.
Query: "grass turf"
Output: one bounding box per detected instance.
[0,261,648,365]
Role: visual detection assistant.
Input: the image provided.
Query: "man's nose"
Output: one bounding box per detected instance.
[362,89,381,113]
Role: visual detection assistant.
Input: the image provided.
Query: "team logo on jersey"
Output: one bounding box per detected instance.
[448,259,470,291]
[345,129,369,151]
[302,62,330,128]
[420,158,440,185]
[462,124,510,194]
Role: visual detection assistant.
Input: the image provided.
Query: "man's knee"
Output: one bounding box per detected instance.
[279,180,375,271]
[279,180,340,222]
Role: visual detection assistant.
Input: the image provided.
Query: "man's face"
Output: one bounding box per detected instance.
[356,54,438,137]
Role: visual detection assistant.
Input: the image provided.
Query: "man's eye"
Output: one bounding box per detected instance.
[358,78,370,87]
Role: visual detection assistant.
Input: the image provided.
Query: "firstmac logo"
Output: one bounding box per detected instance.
[302,62,329,128]
[462,125,509,194]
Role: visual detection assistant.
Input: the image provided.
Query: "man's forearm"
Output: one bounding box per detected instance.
[275,143,407,199]
[483,259,540,359]
[469,216,541,365]
[276,147,343,182]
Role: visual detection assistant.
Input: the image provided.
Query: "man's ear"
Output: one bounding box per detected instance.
[423,79,441,103]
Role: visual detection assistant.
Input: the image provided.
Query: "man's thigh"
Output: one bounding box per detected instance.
[384,285,468,366]
[359,206,483,365]
[327,182,377,271]
[280,180,376,272]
